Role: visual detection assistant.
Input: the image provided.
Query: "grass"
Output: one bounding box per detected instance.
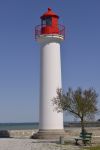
[84,145,100,150]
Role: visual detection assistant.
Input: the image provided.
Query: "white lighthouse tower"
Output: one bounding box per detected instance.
[35,8,65,138]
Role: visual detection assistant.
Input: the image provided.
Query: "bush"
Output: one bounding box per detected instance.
[0,130,10,138]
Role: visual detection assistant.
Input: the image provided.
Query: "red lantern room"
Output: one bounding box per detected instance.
[35,8,65,39]
[41,8,59,34]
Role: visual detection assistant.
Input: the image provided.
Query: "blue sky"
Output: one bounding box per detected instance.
[0,0,100,122]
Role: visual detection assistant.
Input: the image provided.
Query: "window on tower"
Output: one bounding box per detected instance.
[46,17,52,25]
[42,19,46,25]
[42,17,52,26]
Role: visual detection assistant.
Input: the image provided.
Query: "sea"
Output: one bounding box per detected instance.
[0,123,39,130]
[0,122,99,130]
[0,122,70,130]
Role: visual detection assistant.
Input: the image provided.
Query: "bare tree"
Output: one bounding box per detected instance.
[52,87,98,134]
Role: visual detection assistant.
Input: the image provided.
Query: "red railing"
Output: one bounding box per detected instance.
[35,24,65,40]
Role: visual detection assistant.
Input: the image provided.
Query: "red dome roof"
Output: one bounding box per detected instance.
[40,8,59,19]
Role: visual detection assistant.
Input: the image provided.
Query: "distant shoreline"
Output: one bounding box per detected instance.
[0,122,100,130]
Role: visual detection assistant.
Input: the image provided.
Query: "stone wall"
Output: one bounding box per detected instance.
[9,129,38,138]
[0,127,100,139]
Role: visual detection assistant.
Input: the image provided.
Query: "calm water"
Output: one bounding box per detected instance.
[0,122,99,130]
[0,123,39,130]
[0,122,69,130]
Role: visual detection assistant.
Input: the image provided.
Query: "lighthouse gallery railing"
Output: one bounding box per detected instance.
[35,24,65,40]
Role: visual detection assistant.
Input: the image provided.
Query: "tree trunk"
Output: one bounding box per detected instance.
[81,117,86,145]
[80,117,85,134]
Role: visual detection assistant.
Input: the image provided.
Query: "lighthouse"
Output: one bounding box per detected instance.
[35,8,65,138]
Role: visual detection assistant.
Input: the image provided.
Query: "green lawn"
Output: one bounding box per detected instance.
[85,145,100,150]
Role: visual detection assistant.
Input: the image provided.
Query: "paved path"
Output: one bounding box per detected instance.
[0,138,81,150]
